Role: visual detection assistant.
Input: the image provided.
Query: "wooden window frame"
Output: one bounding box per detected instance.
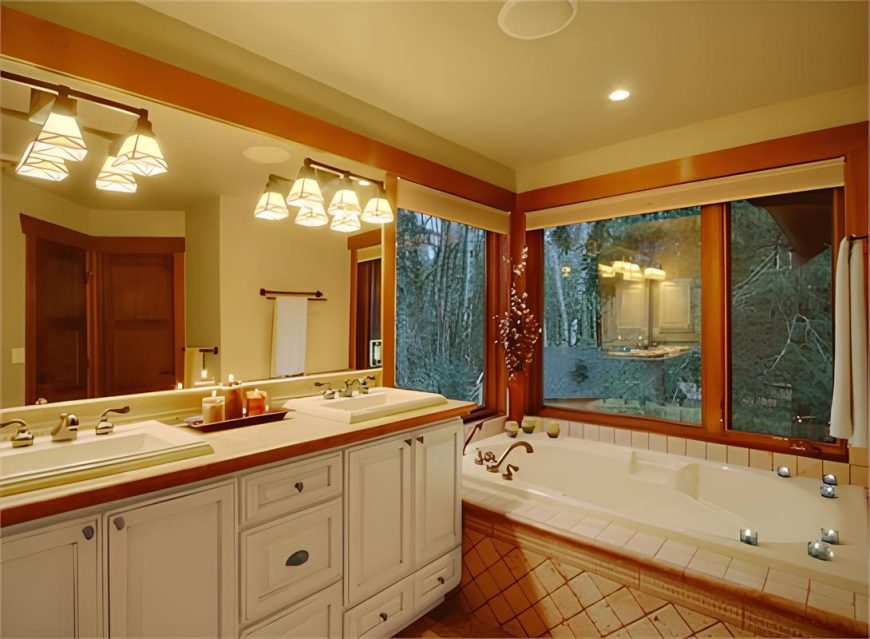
[524,124,868,463]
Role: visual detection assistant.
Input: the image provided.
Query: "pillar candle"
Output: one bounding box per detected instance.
[225,376,243,420]
[202,392,225,424]
[246,388,267,416]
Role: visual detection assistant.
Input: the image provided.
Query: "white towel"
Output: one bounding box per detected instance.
[849,242,867,447]
[270,297,308,377]
[830,237,852,440]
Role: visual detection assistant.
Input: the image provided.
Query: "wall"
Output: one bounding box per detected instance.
[185,197,222,379]
[218,195,350,382]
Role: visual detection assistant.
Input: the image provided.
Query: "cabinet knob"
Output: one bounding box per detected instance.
[113,517,125,531]
[294,481,304,493]
[379,612,388,622]
[285,550,310,566]
[437,576,445,584]
[82,525,95,540]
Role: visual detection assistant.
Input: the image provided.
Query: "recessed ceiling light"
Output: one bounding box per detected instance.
[243,145,291,165]
[609,89,631,102]
[498,0,578,41]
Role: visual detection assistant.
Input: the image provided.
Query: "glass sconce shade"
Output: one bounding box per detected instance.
[295,202,329,227]
[32,96,87,162]
[15,142,69,181]
[328,184,362,217]
[361,196,394,224]
[254,190,290,220]
[114,116,168,176]
[624,271,645,282]
[96,155,137,193]
[330,210,361,233]
[643,266,666,280]
[287,167,324,207]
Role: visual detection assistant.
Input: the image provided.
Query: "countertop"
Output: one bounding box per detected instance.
[0,399,474,528]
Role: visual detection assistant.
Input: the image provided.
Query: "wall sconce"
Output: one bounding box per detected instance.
[114,114,168,176]
[643,266,666,280]
[253,179,290,221]
[31,91,87,162]
[96,155,137,193]
[15,142,69,182]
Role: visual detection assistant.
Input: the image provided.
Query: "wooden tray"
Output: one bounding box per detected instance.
[184,409,291,433]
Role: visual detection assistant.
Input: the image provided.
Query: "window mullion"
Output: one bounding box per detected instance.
[700,203,728,435]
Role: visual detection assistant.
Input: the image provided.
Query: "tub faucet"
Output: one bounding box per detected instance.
[502,464,519,481]
[485,440,533,473]
[463,422,484,455]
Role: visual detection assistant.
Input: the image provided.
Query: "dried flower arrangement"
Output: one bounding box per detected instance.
[497,246,542,378]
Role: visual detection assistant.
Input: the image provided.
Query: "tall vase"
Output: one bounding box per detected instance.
[507,371,527,423]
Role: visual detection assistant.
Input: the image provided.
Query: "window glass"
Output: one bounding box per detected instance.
[396,209,486,403]
[542,208,702,423]
[729,189,834,442]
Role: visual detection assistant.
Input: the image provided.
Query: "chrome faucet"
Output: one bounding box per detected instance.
[338,376,376,398]
[1,419,34,448]
[96,406,130,436]
[485,440,533,473]
[52,413,79,442]
[315,382,337,399]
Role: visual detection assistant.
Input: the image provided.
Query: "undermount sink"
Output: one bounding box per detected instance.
[0,420,213,497]
[285,387,448,424]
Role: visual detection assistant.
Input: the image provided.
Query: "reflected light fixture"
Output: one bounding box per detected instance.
[32,92,87,162]
[609,89,631,102]
[253,181,290,220]
[114,113,168,176]
[643,266,666,280]
[15,142,69,181]
[295,202,329,227]
[328,177,362,217]
[361,192,394,224]
[286,164,324,208]
[96,155,137,193]
[598,263,615,278]
[330,209,361,233]
[612,260,630,274]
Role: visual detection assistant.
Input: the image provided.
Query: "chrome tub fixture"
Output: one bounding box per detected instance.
[502,464,519,481]
[739,528,758,546]
[96,406,130,436]
[0,419,34,448]
[822,473,838,486]
[52,413,79,442]
[776,466,792,478]
[807,540,834,560]
[820,483,837,499]
[485,440,534,473]
[820,528,840,544]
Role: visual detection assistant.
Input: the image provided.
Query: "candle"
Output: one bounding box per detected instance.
[176,382,183,390]
[201,390,225,424]
[820,484,837,499]
[807,540,834,560]
[225,376,243,420]
[820,528,839,544]
[201,368,208,380]
[246,388,267,416]
[739,528,758,546]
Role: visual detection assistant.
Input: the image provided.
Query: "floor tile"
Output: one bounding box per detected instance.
[534,595,565,630]
[491,559,517,590]
[504,548,532,580]
[535,560,568,594]
[477,538,502,567]
[519,571,550,605]
[551,584,583,620]
[490,593,516,624]
[566,611,602,638]
[476,569,501,600]
[504,582,533,616]
[607,588,645,625]
[590,573,623,596]
[586,599,623,636]
[694,622,733,637]
[463,580,486,611]
[518,607,548,637]
[673,605,717,632]
[464,547,488,578]
[648,604,693,639]
[629,588,667,614]
[626,616,662,638]
[550,622,575,638]
[569,572,605,608]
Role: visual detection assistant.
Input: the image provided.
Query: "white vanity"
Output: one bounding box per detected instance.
[0,393,469,638]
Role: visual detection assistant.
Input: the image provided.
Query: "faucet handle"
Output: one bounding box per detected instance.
[96,406,129,436]
[1,419,34,448]
[502,464,519,481]
[473,449,484,465]
[52,413,79,442]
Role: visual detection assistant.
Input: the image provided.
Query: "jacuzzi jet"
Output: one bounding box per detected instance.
[808,540,834,560]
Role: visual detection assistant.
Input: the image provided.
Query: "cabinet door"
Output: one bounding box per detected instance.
[107,483,235,638]
[0,517,100,638]
[414,421,462,566]
[345,436,412,605]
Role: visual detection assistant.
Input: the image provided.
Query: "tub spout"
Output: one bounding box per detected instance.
[486,441,533,473]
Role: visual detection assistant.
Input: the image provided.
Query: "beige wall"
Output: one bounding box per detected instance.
[185,197,223,380]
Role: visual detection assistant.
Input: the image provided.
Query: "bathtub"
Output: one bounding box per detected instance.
[462,432,868,594]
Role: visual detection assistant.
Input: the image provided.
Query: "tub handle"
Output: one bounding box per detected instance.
[502,464,519,481]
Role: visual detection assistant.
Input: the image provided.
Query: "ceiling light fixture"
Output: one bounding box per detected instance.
[609,89,631,102]
[330,209,362,233]
[328,177,362,218]
[597,263,615,278]
[361,192,394,224]
[32,91,87,162]
[286,163,324,208]
[253,179,290,221]
[114,113,168,176]
[294,203,329,227]
[15,142,69,182]
[643,266,666,280]
[96,155,137,193]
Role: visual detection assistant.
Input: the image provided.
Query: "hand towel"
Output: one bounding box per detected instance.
[849,241,867,447]
[830,237,852,440]
[271,297,308,377]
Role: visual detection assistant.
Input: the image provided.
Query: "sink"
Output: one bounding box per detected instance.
[0,420,213,497]
[285,387,448,424]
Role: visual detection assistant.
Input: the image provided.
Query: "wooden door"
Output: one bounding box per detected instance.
[345,436,412,606]
[354,258,382,368]
[28,237,89,404]
[414,420,462,566]
[99,252,180,396]
[0,517,101,638]
[107,483,236,638]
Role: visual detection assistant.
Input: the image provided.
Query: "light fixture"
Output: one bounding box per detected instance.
[624,270,644,282]
[253,182,289,221]
[597,263,615,278]
[15,142,69,181]
[609,89,631,102]
[31,92,87,162]
[114,113,168,176]
[328,178,362,217]
[295,202,329,227]
[330,209,361,233]
[612,260,631,274]
[96,155,137,193]
[361,193,394,224]
[643,266,666,280]
[561,265,571,279]
[286,164,324,208]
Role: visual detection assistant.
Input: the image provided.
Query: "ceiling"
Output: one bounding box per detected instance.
[139,0,869,168]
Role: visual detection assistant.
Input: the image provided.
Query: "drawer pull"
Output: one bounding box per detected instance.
[285,550,310,567]
[379,612,388,622]
[417,435,424,444]
[437,576,445,584]
[113,517,125,531]
[82,525,95,540]
[404,439,412,446]
[294,481,304,493]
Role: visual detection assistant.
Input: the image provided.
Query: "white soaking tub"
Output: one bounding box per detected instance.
[462,432,868,594]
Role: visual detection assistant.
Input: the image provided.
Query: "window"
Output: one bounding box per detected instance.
[729,189,835,442]
[396,209,486,404]
[542,208,702,423]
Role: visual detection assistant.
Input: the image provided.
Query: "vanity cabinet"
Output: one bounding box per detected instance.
[414,424,462,566]
[106,482,236,638]
[0,516,101,638]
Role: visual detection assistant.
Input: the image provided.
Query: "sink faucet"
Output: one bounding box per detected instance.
[95,406,130,436]
[314,382,337,399]
[485,441,533,473]
[1,419,34,448]
[52,413,79,442]
[338,376,376,398]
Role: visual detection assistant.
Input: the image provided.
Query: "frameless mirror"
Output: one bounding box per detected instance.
[1,61,383,408]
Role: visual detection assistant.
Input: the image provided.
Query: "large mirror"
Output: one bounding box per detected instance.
[1,61,383,408]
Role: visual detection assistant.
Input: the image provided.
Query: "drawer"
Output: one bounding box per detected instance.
[242,453,342,525]
[413,547,461,611]
[343,576,414,639]
[241,581,342,638]
[241,498,342,623]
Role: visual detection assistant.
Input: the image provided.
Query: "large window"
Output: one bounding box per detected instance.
[396,209,486,404]
[542,208,702,423]
[729,189,835,442]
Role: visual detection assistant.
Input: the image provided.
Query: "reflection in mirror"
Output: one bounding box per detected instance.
[1,61,382,408]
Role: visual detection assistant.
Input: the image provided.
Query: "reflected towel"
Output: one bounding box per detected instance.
[271,297,308,377]
[849,241,867,447]
[183,347,211,388]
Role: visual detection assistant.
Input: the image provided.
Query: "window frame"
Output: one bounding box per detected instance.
[523,124,867,462]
